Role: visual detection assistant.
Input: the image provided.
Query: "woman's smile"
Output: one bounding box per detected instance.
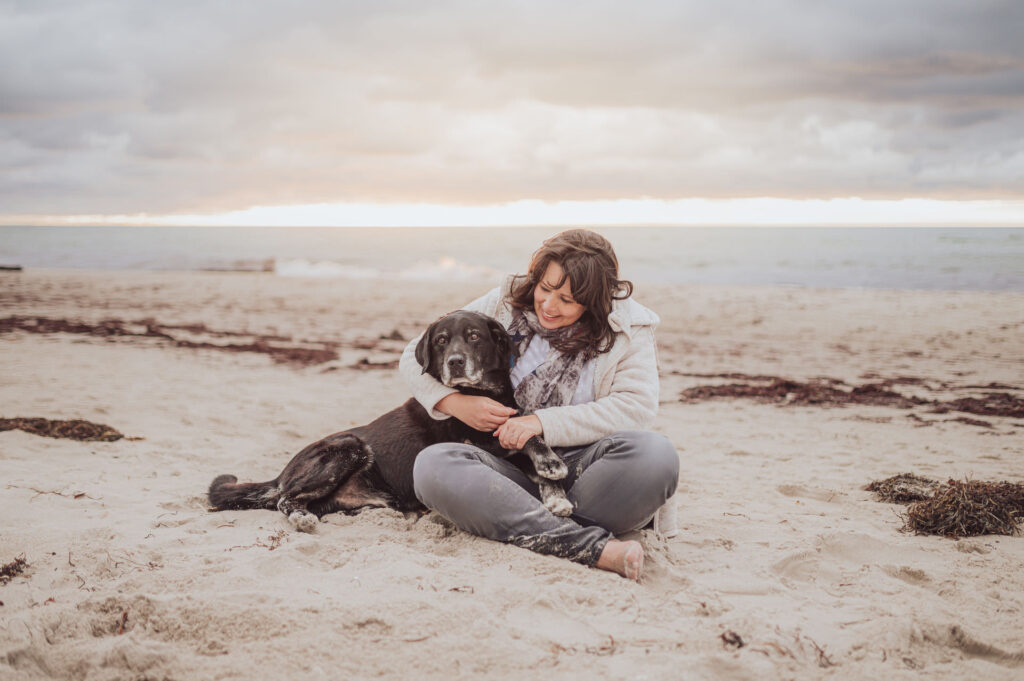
[533,262,585,330]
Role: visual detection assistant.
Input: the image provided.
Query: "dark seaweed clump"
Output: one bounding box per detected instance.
[904,480,1024,538]
[929,393,1024,419]
[1,556,28,585]
[0,417,123,442]
[868,474,1024,538]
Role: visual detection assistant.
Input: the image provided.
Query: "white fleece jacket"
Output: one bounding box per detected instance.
[399,275,678,536]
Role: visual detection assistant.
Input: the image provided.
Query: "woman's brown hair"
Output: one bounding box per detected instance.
[508,229,633,356]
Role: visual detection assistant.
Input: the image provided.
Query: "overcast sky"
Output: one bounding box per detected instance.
[2,1,1023,224]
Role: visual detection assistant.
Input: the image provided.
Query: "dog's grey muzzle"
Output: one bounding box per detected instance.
[440,346,483,387]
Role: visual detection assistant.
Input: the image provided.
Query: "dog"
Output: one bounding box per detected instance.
[208,310,573,531]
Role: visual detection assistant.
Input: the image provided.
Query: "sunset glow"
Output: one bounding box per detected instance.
[6,198,1023,229]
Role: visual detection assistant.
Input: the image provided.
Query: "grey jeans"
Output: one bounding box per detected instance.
[412,430,680,566]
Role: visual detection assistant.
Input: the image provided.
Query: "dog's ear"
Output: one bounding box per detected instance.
[414,326,433,374]
[486,317,513,364]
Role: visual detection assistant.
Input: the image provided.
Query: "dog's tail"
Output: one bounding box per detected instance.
[208,474,281,511]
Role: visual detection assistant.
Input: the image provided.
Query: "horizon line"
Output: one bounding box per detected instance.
[4,197,1024,229]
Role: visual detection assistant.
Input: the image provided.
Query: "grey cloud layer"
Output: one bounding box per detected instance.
[2,0,1022,215]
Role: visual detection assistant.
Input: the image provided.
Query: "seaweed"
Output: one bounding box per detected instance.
[930,393,1024,419]
[868,474,1024,538]
[0,315,340,367]
[720,630,745,650]
[903,480,1024,538]
[1,556,28,585]
[0,417,123,441]
[679,377,922,408]
[679,374,1024,420]
[865,473,940,503]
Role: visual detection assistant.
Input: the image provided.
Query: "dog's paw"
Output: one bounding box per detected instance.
[544,495,574,517]
[536,456,568,481]
[289,511,319,533]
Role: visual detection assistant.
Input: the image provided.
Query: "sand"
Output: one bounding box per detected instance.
[1,268,1023,681]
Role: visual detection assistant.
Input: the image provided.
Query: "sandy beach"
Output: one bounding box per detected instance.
[2,268,1023,680]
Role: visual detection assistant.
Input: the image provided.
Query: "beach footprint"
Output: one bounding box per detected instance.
[776,483,846,503]
[881,564,931,586]
[771,549,838,584]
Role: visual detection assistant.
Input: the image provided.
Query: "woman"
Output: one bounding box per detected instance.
[399,229,679,580]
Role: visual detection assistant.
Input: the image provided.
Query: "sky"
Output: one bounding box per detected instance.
[2,0,1023,227]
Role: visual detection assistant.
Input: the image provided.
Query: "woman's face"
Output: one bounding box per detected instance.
[533,261,586,330]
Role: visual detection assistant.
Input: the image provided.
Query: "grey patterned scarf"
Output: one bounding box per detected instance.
[507,309,592,414]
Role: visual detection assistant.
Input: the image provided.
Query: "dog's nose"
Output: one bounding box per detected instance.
[447,355,466,371]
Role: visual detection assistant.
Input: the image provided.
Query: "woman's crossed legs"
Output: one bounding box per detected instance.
[413,430,679,579]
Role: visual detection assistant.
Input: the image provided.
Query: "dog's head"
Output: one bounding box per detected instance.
[415,310,512,391]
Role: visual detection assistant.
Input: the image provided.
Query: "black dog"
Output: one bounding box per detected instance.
[208,310,572,531]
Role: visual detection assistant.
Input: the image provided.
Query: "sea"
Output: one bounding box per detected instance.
[1,226,1022,292]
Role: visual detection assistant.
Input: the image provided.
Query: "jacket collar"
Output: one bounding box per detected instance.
[608,296,660,333]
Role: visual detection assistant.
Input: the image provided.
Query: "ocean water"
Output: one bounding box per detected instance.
[1,225,1022,292]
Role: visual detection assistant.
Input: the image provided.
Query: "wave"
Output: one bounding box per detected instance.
[273,256,500,281]
[200,259,275,273]
[396,256,500,281]
[274,259,381,278]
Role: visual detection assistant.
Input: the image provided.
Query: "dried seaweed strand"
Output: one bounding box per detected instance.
[0,417,123,441]
[1,556,28,585]
[680,375,1024,418]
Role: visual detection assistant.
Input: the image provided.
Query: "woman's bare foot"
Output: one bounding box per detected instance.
[596,539,644,581]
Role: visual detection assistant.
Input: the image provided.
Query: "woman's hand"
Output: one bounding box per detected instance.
[436,393,517,432]
[494,415,543,450]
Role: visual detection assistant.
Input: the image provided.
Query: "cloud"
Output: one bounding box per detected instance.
[1,0,1023,217]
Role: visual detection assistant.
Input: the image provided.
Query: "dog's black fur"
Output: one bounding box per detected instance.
[208,310,571,531]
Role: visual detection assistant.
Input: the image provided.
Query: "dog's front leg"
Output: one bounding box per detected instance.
[525,471,574,517]
[520,435,568,481]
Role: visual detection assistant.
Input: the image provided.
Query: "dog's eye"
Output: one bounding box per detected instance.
[436,336,448,346]
[468,331,480,341]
